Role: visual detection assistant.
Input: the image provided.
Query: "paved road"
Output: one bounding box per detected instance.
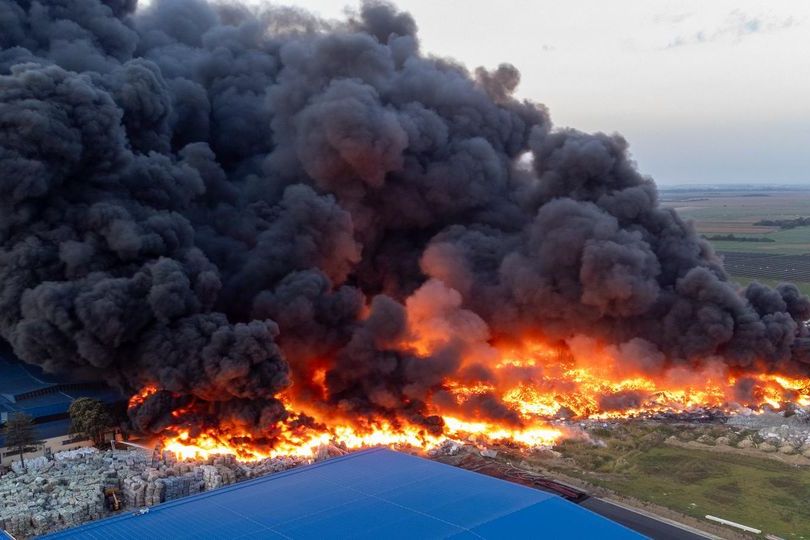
[582,498,717,540]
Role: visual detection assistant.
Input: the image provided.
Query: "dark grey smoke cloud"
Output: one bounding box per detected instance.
[1,0,808,435]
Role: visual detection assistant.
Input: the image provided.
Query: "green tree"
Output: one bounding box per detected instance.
[2,413,42,472]
[69,398,112,446]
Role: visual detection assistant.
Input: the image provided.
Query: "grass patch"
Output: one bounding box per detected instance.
[708,226,810,255]
[661,190,810,255]
[549,426,810,537]
[663,191,810,227]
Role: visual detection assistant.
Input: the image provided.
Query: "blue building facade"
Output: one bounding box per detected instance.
[0,347,121,465]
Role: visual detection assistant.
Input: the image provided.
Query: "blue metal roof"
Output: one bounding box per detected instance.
[43,448,645,539]
[0,350,122,424]
[0,355,52,399]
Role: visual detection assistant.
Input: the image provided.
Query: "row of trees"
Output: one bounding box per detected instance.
[2,398,116,472]
[753,217,810,229]
[702,233,775,243]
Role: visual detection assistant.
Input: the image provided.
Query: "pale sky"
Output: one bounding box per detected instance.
[144,0,810,186]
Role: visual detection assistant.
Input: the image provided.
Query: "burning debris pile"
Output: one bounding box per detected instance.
[0,448,306,537]
[1,0,809,459]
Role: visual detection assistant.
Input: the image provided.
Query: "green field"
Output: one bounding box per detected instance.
[661,189,810,292]
[710,226,810,255]
[661,190,810,256]
[546,425,810,538]
[662,190,810,231]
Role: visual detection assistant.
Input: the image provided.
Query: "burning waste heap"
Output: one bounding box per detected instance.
[1,0,809,461]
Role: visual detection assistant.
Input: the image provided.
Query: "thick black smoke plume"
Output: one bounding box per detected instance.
[1,0,808,434]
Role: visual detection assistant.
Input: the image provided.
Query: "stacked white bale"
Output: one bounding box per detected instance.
[122,476,146,507]
[200,465,223,490]
[0,447,308,537]
[54,447,98,461]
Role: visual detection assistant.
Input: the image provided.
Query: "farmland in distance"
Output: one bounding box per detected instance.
[661,186,810,295]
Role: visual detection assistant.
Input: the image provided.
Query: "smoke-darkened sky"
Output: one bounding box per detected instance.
[223,0,810,186]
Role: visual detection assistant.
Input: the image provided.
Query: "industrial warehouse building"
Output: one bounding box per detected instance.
[44,448,644,539]
[0,349,121,469]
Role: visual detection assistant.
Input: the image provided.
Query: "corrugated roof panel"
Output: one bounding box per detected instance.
[0,398,14,413]
[0,358,52,397]
[469,496,628,537]
[62,387,122,403]
[14,392,72,408]
[0,353,122,428]
[44,448,646,539]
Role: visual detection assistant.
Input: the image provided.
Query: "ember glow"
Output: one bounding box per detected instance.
[135,337,810,462]
[127,385,159,410]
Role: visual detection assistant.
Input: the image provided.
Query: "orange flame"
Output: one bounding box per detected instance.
[128,384,159,409]
[135,338,810,462]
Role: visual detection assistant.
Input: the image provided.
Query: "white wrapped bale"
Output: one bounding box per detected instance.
[0,446,309,537]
